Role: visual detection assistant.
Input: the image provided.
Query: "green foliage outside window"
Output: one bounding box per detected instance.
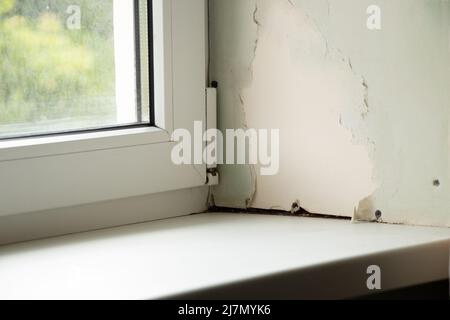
[0,0,116,126]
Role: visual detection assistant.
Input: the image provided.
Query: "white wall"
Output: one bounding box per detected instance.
[210,0,450,227]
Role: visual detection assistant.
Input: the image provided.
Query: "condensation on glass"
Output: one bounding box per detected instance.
[0,0,150,139]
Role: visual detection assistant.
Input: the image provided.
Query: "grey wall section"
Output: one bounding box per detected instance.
[209,0,259,209]
[210,0,450,227]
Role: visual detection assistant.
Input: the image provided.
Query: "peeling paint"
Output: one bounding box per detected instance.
[211,0,450,227]
[240,0,376,216]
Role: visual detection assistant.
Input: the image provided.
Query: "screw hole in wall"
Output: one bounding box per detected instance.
[375,210,382,221]
[290,200,301,214]
[433,179,441,187]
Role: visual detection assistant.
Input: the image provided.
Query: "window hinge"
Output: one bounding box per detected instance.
[207,168,219,186]
[206,82,219,186]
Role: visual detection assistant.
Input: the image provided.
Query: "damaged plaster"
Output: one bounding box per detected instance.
[210,0,450,227]
[241,0,375,216]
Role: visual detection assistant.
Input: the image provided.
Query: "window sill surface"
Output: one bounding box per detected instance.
[0,213,449,300]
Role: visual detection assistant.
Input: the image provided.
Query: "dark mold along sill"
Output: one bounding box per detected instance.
[208,206,352,221]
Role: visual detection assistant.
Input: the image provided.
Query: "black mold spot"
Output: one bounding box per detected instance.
[375,210,382,221]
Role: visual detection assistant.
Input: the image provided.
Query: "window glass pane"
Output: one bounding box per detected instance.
[0,0,148,139]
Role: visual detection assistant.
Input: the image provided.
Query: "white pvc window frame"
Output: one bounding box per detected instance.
[114,0,139,124]
[0,0,207,217]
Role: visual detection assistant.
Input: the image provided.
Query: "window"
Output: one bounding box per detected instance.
[0,0,151,139]
[0,0,208,217]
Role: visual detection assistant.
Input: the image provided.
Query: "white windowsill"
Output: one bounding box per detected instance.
[0,213,449,300]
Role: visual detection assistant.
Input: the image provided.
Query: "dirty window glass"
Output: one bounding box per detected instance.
[0,0,149,139]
